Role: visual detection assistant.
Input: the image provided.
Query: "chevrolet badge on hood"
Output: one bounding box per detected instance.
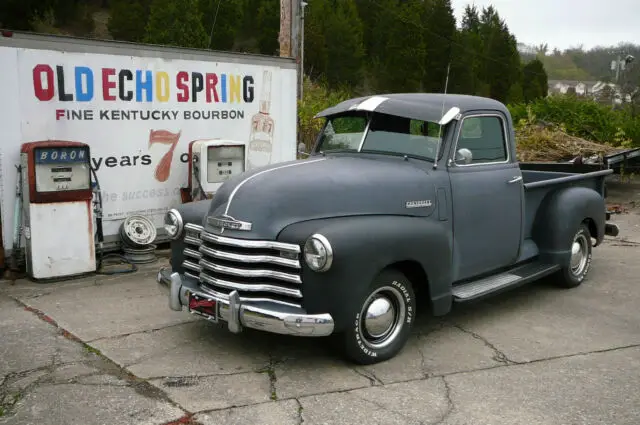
[207,215,253,231]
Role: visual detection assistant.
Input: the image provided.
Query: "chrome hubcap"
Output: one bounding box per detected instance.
[359,286,406,350]
[570,233,589,276]
[364,297,395,338]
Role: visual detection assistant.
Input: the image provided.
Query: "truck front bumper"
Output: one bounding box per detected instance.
[156,267,334,337]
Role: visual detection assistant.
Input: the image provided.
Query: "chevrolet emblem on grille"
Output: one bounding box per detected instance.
[207,215,253,232]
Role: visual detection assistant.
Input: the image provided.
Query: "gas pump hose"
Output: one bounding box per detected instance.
[90,167,137,275]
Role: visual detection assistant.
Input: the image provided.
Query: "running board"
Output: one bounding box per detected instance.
[452,262,560,302]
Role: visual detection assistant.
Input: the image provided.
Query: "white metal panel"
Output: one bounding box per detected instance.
[0,47,21,253]
[27,201,95,279]
[0,42,298,250]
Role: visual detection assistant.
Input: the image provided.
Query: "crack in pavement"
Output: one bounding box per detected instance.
[159,413,204,425]
[256,355,279,401]
[351,367,383,386]
[415,333,432,379]
[84,320,196,343]
[451,323,517,365]
[433,376,454,425]
[8,296,193,420]
[349,391,425,424]
[295,398,304,425]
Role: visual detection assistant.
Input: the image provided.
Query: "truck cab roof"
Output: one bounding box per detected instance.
[314,93,510,125]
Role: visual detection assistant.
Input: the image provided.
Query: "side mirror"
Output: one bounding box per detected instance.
[455,148,473,165]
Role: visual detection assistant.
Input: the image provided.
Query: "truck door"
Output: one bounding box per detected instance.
[448,113,523,281]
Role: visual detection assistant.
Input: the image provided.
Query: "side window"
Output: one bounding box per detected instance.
[456,116,508,164]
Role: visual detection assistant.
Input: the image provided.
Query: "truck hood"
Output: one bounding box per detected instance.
[202,154,437,239]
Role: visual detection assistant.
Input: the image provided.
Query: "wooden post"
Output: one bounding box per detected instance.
[279,0,292,57]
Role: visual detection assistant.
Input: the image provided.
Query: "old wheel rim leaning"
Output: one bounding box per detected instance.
[570,233,589,276]
[359,286,406,350]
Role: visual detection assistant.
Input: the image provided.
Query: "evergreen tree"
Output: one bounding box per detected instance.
[255,0,280,55]
[323,0,365,89]
[304,0,330,82]
[143,0,209,49]
[422,0,456,93]
[477,6,520,103]
[376,0,425,92]
[199,0,244,51]
[108,0,151,42]
[522,58,548,102]
[453,5,484,95]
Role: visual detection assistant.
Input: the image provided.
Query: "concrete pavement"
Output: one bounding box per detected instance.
[1,186,639,424]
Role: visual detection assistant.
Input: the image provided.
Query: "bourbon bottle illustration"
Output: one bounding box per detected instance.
[247,70,274,170]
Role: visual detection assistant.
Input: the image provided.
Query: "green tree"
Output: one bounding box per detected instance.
[477,6,520,103]
[522,58,548,102]
[304,0,365,90]
[376,0,425,92]
[108,0,151,42]
[143,0,208,49]
[255,0,279,55]
[323,0,365,89]
[422,0,456,92]
[199,0,244,51]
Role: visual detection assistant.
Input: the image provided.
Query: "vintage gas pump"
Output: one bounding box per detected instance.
[186,139,246,202]
[20,141,96,280]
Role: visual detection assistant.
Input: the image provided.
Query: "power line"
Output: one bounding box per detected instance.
[207,0,222,49]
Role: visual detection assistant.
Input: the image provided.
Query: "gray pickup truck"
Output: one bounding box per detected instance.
[156,93,620,364]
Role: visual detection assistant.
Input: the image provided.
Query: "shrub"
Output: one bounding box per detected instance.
[508,95,640,148]
[297,76,352,150]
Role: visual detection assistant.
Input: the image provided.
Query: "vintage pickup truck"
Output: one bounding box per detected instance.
[156,93,620,364]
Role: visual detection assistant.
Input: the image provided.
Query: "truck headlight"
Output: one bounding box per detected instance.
[303,234,333,272]
[164,209,183,240]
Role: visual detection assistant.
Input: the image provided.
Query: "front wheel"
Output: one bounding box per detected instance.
[341,269,416,365]
[555,223,593,288]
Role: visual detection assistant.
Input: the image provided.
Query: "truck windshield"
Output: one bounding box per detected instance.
[316,112,442,162]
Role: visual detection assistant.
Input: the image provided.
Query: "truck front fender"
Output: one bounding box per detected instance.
[278,215,453,332]
[531,186,606,265]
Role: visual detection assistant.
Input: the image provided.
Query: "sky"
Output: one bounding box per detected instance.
[450,0,640,51]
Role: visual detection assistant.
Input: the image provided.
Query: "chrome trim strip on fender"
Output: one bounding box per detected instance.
[223,158,327,216]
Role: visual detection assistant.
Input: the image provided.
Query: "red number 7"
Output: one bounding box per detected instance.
[149,129,182,182]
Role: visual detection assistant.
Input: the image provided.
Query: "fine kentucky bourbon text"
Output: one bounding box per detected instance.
[247,70,274,170]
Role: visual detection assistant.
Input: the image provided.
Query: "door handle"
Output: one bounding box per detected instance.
[507,176,523,184]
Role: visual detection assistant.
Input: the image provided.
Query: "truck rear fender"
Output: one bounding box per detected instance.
[531,186,606,265]
[278,215,454,331]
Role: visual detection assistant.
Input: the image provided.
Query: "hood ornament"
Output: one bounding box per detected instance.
[207,215,252,232]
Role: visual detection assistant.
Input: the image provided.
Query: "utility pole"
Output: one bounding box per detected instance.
[279,0,292,57]
[291,0,300,98]
[299,1,308,99]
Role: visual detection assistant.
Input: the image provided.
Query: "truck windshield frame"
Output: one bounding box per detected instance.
[315,112,444,162]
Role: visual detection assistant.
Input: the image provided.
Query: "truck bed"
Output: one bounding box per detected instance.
[520,166,613,241]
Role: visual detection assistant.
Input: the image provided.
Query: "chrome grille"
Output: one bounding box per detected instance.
[181,223,303,308]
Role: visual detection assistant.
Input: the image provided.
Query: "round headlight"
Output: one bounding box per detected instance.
[163,209,184,240]
[303,234,333,272]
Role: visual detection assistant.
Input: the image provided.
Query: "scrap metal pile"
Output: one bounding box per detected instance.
[515,122,622,164]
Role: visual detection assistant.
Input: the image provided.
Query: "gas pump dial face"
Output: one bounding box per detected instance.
[206,145,245,184]
[34,147,91,193]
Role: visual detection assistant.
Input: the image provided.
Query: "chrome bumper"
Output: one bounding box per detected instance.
[156,267,334,337]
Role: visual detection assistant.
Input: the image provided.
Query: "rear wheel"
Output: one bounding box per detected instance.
[341,269,416,365]
[555,223,592,288]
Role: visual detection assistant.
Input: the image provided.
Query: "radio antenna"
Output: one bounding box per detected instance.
[433,62,451,170]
